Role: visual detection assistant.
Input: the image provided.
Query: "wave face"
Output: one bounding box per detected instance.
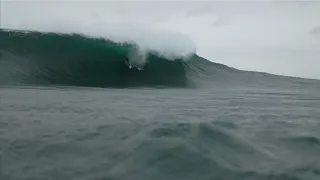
[3,29,318,90]
[0,29,213,88]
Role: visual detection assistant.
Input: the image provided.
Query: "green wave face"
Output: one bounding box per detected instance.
[0,29,198,88]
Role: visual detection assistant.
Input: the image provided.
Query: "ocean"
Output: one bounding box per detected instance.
[1,29,320,180]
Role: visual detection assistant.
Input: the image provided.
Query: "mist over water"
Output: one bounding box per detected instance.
[1,2,197,61]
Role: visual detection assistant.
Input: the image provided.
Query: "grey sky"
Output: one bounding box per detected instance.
[2,1,320,79]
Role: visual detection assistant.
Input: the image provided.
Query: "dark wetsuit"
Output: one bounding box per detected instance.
[124,56,129,64]
[124,56,132,68]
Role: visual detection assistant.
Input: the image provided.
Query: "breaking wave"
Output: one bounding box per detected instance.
[0,28,238,88]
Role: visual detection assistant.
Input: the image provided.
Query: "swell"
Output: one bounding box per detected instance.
[0,29,207,88]
[2,29,313,89]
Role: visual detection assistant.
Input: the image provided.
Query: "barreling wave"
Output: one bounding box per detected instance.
[2,29,319,89]
[0,28,236,88]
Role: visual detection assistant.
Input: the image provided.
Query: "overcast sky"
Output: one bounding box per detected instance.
[1,1,320,79]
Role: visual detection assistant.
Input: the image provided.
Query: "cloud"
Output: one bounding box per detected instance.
[309,26,320,35]
[185,5,216,17]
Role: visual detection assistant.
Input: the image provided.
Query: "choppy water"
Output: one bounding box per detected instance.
[1,85,320,180]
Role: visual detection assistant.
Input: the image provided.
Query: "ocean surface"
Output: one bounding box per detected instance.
[1,29,320,180]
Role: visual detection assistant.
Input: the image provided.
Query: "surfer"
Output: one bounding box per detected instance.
[124,56,143,71]
[124,56,132,69]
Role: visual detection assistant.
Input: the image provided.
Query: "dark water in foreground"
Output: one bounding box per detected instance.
[1,86,320,180]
